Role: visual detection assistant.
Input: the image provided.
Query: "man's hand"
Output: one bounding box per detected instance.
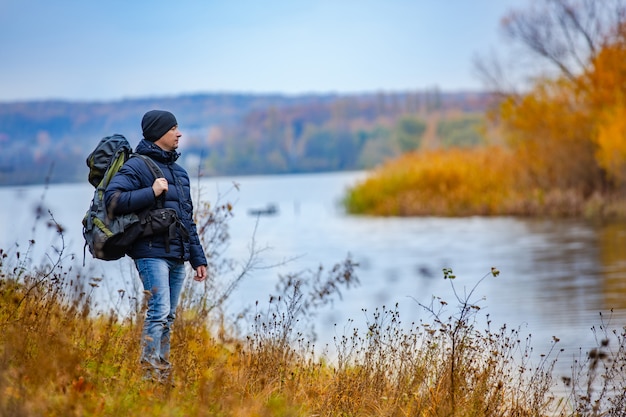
[194,265,207,282]
[152,177,168,197]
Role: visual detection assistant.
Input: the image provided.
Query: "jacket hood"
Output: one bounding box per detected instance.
[135,139,180,163]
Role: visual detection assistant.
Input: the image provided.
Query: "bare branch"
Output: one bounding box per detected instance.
[492,0,626,88]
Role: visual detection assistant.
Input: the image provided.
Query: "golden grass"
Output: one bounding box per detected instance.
[344,145,626,218]
[3,247,626,417]
[344,146,518,216]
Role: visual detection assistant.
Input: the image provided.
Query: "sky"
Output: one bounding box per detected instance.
[0,0,529,102]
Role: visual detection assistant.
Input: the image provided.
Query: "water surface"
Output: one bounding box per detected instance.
[1,171,625,376]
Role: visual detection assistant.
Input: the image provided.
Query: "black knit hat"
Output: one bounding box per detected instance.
[141,110,178,142]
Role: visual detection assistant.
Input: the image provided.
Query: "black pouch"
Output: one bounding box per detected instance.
[143,208,182,252]
[141,207,179,237]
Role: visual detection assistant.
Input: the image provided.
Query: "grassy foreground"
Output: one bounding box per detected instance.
[2,246,626,417]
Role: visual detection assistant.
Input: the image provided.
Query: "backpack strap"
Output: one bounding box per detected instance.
[134,154,164,179]
[132,154,166,208]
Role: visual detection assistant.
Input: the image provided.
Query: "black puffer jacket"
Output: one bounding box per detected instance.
[104,139,207,268]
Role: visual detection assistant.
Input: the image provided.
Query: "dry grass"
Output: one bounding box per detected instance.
[2,194,626,416]
[3,240,626,417]
[343,145,626,219]
[344,146,518,216]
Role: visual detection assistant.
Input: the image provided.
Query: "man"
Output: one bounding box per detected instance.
[105,109,208,383]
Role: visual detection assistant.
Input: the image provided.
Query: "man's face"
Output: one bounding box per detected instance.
[154,125,181,151]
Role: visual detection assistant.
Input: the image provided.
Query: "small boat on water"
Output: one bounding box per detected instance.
[247,203,279,216]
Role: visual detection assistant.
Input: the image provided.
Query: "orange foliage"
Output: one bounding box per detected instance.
[595,101,626,185]
[583,26,626,112]
[494,24,626,196]
[582,28,626,186]
[498,78,601,194]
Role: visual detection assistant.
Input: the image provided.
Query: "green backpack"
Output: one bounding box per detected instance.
[82,134,164,261]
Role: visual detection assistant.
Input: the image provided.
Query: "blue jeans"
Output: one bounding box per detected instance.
[134,258,186,377]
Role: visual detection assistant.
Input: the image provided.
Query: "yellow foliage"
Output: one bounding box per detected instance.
[595,101,626,185]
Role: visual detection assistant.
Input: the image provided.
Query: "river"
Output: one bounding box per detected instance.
[1,170,626,379]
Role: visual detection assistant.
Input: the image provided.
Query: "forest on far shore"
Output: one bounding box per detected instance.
[0,89,492,186]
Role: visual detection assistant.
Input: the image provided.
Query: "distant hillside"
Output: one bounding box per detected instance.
[0,90,493,186]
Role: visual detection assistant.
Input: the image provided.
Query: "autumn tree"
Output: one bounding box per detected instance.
[480,0,626,196]
[581,22,626,187]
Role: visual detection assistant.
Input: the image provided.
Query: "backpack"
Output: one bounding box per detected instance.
[82,134,169,262]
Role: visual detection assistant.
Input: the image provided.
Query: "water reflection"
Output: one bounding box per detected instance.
[599,221,626,310]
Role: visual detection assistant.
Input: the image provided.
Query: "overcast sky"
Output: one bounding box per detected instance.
[0,0,528,102]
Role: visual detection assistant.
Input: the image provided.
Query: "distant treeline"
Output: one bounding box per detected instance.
[0,90,492,186]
